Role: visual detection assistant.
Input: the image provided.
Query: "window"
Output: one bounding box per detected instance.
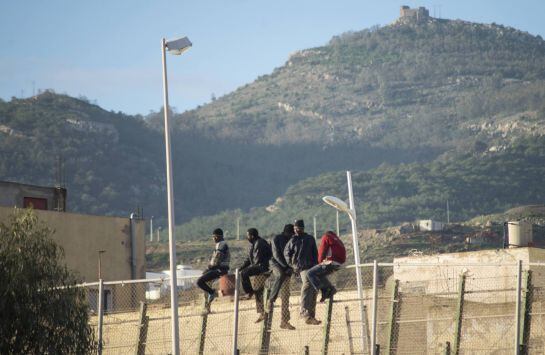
[23,197,48,210]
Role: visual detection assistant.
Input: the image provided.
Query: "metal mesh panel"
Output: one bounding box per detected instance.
[78,261,531,355]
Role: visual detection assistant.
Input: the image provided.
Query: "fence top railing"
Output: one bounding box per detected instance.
[75,260,530,287]
[348,262,521,268]
[76,274,201,288]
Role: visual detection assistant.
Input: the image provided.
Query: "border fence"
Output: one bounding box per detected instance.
[79,260,545,354]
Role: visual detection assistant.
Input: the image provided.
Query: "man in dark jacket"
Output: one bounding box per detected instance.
[197,228,230,307]
[267,224,296,330]
[284,219,321,325]
[240,228,272,322]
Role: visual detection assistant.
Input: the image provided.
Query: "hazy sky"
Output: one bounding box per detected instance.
[1,1,544,115]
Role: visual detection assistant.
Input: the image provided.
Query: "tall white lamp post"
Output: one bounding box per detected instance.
[161,35,192,355]
[322,171,366,353]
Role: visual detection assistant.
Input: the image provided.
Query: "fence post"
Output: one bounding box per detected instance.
[199,298,209,355]
[520,269,532,353]
[453,273,466,355]
[385,279,399,355]
[345,306,355,355]
[371,260,378,355]
[321,295,334,355]
[232,269,240,355]
[136,301,149,355]
[363,305,371,354]
[259,288,271,354]
[515,260,523,355]
[98,278,104,355]
[443,341,451,355]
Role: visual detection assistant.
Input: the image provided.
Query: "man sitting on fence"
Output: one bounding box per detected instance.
[240,228,272,323]
[307,231,346,302]
[197,228,230,308]
[267,223,296,330]
[284,219,321,325]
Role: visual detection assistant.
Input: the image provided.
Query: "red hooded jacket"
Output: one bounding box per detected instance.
[318,231,346,264]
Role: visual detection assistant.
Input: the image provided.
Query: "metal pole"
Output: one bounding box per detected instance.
[371,260,378,355]
[347,171,366,354]
[97,278,104,355]
[237,217,240,241]
[515,260,522,355]
[232,269,240,355]
[98,250,105,280]
[162,37,180,355]
[313,215,317,240]
[446,200,450,224]
[336,210,340,236]
[150,216,154,242]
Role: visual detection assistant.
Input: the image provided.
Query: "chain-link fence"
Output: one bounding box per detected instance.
[79,260,541,354]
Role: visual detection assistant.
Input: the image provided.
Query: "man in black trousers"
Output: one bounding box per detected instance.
[240,228,272,323]
[284,219,321,325]
[267,224,296,330]
[196,228,230,308]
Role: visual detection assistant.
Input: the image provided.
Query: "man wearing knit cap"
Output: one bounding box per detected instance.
[284,219,321,325]
[197,228,230,309]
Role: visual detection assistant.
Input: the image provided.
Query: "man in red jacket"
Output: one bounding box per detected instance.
[306,231,346,302]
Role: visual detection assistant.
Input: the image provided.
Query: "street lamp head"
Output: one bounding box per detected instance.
[322,196,349,213]
[165,36,192,55]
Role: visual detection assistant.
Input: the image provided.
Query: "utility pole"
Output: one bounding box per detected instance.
[97,250,106,280]
[150,216,154,242]
[447,200,450,224]
[237,217,240,241]
[336,210,340,236]
[313,215,317,240]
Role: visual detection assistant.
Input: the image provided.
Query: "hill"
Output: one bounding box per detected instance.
[4,11,545,224]
[171,16,545,152]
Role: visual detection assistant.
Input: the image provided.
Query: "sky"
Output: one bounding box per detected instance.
[1,0,545,115]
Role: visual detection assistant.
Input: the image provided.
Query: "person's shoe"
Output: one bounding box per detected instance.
[241,292,254,301]
[305,317,322,325]
[320,287,338,302]
[280,321,296,330]
[255,313,266,323]
[207,291,217,304]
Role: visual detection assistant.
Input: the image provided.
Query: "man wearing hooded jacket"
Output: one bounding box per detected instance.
[240,228,272,323]
[284,219,321,325]
[267,224,296,330]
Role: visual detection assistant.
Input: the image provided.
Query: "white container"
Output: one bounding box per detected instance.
[508,221,533,247]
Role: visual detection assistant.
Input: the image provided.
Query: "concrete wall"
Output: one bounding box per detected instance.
[393,248,545,303]
[0,206,146,283]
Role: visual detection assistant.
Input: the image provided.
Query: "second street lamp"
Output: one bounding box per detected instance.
[322,171,367,353]
[161,35,192,355]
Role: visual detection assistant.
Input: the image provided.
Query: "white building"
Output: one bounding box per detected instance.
[418,219,444,231]
[145,264,202,300]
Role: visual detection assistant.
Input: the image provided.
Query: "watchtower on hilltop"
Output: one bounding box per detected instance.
[399,6,430,23]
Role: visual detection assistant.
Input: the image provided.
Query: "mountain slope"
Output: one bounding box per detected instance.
[173,17,545,150]
[176,136,545,240]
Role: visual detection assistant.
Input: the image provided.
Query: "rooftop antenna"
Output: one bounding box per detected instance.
[32,81,36,97]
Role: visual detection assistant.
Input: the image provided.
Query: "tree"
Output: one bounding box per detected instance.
[0,210,96,354]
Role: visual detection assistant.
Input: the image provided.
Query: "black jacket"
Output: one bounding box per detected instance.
[240,236,272,270]
[270,233,291,270]
[284,233,318,272]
